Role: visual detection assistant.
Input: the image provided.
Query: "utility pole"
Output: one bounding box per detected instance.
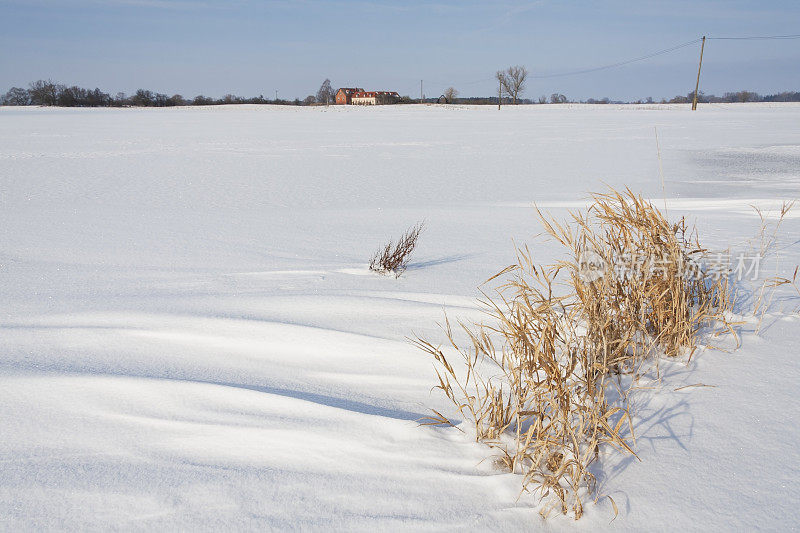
[420,80,423,104]
[275,90,278,103]
[692,36,706,111]
[498,78,502,110]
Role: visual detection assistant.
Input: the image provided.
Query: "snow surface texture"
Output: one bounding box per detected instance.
[1,103,799,531]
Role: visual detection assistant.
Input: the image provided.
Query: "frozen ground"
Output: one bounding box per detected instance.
[1,103,798,531]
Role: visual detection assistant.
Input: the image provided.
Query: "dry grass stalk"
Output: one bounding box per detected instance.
[369,222,424,278]
[752,200,795,258]
[415,188,734,519]
[770,265,800,297]
[752,201,796,323]
[767,265,800,314]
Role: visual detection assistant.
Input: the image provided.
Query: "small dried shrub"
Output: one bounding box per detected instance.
[369,222,424,277]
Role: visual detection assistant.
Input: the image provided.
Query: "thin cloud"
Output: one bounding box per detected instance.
[0,0,237,9]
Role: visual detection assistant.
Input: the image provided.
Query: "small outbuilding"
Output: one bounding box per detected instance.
[350,91,400,105]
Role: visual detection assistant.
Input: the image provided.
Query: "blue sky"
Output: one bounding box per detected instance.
[1,0,798,100]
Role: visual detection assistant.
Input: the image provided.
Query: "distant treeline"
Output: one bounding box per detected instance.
[0,80,308,107]
[458,90,800,105]
[3,80,800,107]
[659,90,800,104]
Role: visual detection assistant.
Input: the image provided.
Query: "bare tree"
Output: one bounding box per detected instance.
[2,87,30,106]
[736,90,757,103]
[496,66,528,104]
[131,89,155,106]
[316,79,335,104]
[444,87,458,104]
[28,80,60,106]
[167,94,186,106]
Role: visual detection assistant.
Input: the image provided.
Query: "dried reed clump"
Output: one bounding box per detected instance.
[415,188,733,519]
[369,222,424,278]
[540,188,734,362]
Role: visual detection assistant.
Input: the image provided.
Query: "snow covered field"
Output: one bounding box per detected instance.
[1,103,799,531]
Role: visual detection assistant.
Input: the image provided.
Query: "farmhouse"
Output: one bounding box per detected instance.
[335,88,364,105]
[336,88,400,105]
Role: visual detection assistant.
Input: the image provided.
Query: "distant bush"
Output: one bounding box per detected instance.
[369,222,424,278]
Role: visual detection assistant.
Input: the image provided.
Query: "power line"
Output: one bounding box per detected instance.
[708,34,800,40]
[420,34,799,95]
[423,37,704,90]
[530,38,703,79]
